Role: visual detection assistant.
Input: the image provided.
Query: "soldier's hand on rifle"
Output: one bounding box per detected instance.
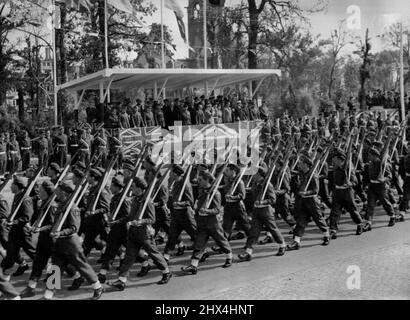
[199,208,207,216]
[50,231,60,239]
[377,177,386,183]
[298,191,307,197]
[173,201,185,208]
[225,195,234,201]
[23,223,32,233]
[129,220,143,227]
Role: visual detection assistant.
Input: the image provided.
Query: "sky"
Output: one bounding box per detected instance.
[146,0,410,60]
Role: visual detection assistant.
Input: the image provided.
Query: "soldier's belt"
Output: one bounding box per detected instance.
[225,200,240,203]
[70,145,79,148]
[21,147,31,150]
[254,204,269,208]
[405,173,410,177]
[173,206,189,210]
[10,151,18,154]
[370,180,383,184]
[301,194,317,198]
[335,185,350,189]
[0,151,6,155]
[57,144,66,147]
[80,148,89,151]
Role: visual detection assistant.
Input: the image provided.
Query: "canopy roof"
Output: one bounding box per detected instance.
[58,68,281,92]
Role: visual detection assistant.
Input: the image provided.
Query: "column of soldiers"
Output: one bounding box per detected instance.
[1,110,409,300]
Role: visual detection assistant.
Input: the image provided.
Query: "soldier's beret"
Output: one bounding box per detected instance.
[197,164,209,171]
[331,151,346,160]
[89,168,102,179]
[300,155,313,166]
[13,176,28,188]
[227,163,240,173]
[372,141,383,148]
[368,129,377,135]
[123,163,135,172]
[72,168,85,179]
[41,180,55,196]
[59,180,75,193]
[75,161,87,171]
[369,148,380,157]
[111,175,125,188]
[133,177,147,189]
[172,164,185,176]
[96,167,106,175]
[49,162,61,173]
[199,170,215,183]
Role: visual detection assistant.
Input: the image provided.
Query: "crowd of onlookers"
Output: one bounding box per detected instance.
[84,96,272,130]
[364,89,410,110]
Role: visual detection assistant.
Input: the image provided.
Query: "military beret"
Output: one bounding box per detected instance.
[172,164,185,176]
[331,151,346,161]
[368,129,377,135]
[197,164,209,171]
[123,163,135,172]
[111,175,125,188]
[49,162,61,173]
[199,170,215,183]
[89,168,102,179]
[41,180,55,196]
[75,161,87,171]
[13,176,28,188]
[72,168,85,179]
[227,163,240,173]
[300,155,313,166]
[133,177,147,189]
[59,180,76,193]
[372,141,383,148]
[369,148,380,157]
[96,167,106,175]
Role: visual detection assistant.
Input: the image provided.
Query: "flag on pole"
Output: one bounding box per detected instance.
[165,0,187,43]
[107,0,133,15]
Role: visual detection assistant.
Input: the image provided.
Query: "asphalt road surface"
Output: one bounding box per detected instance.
[1,179,410,300]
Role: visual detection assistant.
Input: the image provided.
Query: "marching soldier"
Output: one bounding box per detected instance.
[20,181,57,298]
[181,170,232,274]
[328,150,364,239]
[363,148,397,230]
[43,181,103,300]
[82,169,111,258]
[97,175,131,284]
[47,162,61,185]
[108,177,172,291]
[163,165,197,262]
[238,166,287,261]
[0,177,37,278]
[222,164,251,240]
[287,155,330,250]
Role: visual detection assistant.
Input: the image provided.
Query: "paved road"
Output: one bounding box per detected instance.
[1,179,410,300]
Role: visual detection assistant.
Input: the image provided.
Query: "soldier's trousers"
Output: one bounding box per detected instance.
[399,177,410,212]
[293,196,329,238]
[164,208,197,254]
[354,172,367,203]
[0,265,19,299]
[153,206,171,236]
[0,156,6,175]
[223,202,251,239]
[119,227,167,278]
[100,224,128,271]
[274,193,296,228]
[1,227,37,272]
[366,182,395,221]
[55,150,67,168]
[38,152,48,170]
[83,215,108,256]
[30,232,53,281]
[192,215,231,260]
[329,189,363,231]
[21,151,30,171]
[246,207,285,249]
[0,226,24,263]
[319,178,332,209]
[50,235,98,286]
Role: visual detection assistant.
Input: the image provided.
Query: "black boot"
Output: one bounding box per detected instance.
[222,258,232,268]
[68,277,85,291]
[388,217,395,227]
[137,264,152,277]
[330,230,337,240]
[199,251,210,263]
[157,272,172,284]
[97,273,106,284]
[176,245,186,256]
[20,287,36,299]
[108,280,126,291]
[238,253,252,261]
[356,224,363,235]
[92,286,104,300]
[258,236,273,245]
[322,236,330,246]
[286,241,300,251]
[12,263,29,277]
[181,265,197,275]
[276,247,286,256]
[363,222,372,232]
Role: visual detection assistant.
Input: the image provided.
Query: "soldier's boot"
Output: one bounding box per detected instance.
[180,265,197,275]
[157,272,172,285]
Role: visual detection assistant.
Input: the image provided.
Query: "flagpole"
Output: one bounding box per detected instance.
[104,0,109,69]
[52,0,58,126]
[161,0,165,68]
[203,0,207,69]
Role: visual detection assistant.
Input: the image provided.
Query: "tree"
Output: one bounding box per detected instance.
[355,28,372,110]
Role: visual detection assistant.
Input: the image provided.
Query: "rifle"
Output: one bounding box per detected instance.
[301,151,323,193]
[275,138,295,190]
[344,130,355,185]
[135,163,164,221]
[379,131,393,180]
[110,144,149,221]
[151,168,171,202]
[7,168,43,222]
[258,152,281,202]
[227,164,248,197]
[389,120,406,161]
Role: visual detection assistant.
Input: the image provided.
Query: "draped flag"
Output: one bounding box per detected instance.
[165,0,187,43]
